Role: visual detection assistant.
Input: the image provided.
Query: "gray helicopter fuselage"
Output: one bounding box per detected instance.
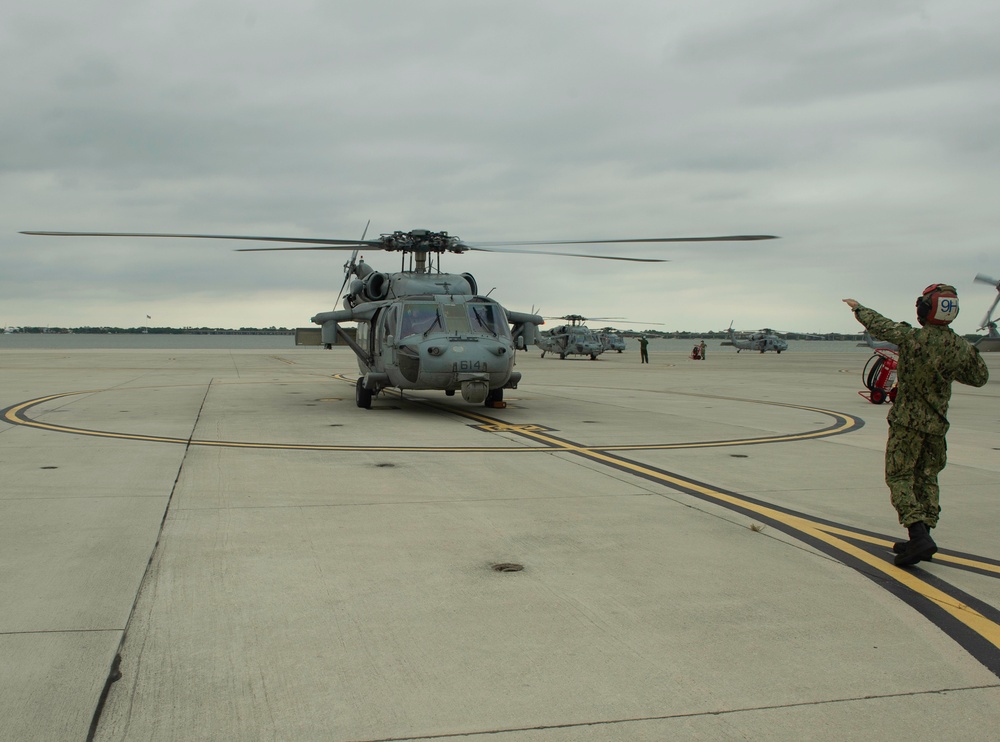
[728,329,788,353]
[314,290,540,404]
[536,324,604,359]
[599,333,627,352]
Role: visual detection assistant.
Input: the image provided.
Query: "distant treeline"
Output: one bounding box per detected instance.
[5,326,982,342]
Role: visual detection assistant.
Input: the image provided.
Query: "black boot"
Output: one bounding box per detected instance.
[893,521,936,567]
[892,524,935,557]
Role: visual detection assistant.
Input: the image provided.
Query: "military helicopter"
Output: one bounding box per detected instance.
[858,330,898,351]
[536,315,666,359]
[22,228,777,406]
[536,315,613,360]
[724,322,789,353]
[974,273,1000,352]
[597,329,627,353]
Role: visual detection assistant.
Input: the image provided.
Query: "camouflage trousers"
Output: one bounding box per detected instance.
[885,425,947,527]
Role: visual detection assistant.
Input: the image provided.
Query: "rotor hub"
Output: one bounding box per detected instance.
[379,230,463,255]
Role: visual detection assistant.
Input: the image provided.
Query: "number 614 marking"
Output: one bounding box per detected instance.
[453,360,487,372]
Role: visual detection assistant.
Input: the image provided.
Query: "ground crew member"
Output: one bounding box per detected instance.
[699,340,707,360]
[843,285,988,567]
[638,336,649,364]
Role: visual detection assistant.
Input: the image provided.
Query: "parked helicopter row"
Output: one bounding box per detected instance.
[535,315,663,360]
[22,226,782,408]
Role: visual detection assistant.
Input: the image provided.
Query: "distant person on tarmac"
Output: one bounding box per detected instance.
[699,340,707,360]
[638,336,649,364]
[843,285,988,567]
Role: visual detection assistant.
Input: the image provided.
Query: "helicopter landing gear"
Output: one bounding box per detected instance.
[355,378,373,409]
[559,353,566,360]
[590,354,597,360]
[445,389,455,396]
[485,388,506,408]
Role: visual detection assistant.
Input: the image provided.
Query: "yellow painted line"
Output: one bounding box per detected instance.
[824,526,1000,576]
[6,384,1000,657]
[5,387,862,454]
[544,446,1000,652]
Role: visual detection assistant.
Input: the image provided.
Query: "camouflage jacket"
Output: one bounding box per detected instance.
[854,306,989,434]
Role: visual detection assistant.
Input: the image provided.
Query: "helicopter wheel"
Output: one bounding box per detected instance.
[559,353,566,360]
[484,388,505,408]
[445,389,455,396]
[355,378,373,409]
[590,354,597,360]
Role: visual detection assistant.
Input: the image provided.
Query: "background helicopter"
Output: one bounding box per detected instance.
[537,315,614,360]
[22,228,776,406]
[597,328,628,353]
[536,315,666,359]
[974,273,1000,352]
[858,330,898,351]
[724,322,789,353]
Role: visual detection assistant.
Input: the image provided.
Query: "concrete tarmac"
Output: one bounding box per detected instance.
[1,345,999,741]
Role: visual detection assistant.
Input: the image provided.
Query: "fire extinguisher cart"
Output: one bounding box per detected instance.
[859,348,898,404]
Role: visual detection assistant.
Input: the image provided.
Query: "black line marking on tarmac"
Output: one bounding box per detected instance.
[492,442,1000,679]
[345,685,1000,741]
[0,388,863,453]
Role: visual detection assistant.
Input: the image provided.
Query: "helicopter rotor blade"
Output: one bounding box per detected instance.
[974,273,1000,289]
[463,246,666,262]
[21,231,379,250]
[22,230,777,261]
[981,293,1000,330]
[458,234,776,263]
[463,235,777,246]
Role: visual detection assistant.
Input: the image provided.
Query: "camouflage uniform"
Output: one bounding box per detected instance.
[853,305,988,527]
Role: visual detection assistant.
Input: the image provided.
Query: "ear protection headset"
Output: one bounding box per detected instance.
[916,283,959,325]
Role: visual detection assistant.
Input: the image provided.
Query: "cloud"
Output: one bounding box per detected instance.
[2,0,998,333]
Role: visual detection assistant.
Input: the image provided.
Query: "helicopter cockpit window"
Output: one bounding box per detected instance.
[399,303,440,338]
[442,303,472,334]
[467,302,510,337]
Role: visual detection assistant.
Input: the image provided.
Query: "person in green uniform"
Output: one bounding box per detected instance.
[638,335,649,364]
[843,285,988,567]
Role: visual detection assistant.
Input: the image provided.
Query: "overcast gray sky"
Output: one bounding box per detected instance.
[3,1,998,334]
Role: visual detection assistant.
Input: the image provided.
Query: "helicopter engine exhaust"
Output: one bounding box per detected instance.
[362,272,389,301]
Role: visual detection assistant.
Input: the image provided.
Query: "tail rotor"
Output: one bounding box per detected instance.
[975,274,1000,331]
[334,220,369,308]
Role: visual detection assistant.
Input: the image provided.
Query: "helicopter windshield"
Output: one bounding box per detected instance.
[467,302,509,337]
[399,303,441,338]
[399,301,510,338]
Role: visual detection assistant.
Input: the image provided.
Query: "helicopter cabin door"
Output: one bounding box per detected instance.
[375,305,399,368]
